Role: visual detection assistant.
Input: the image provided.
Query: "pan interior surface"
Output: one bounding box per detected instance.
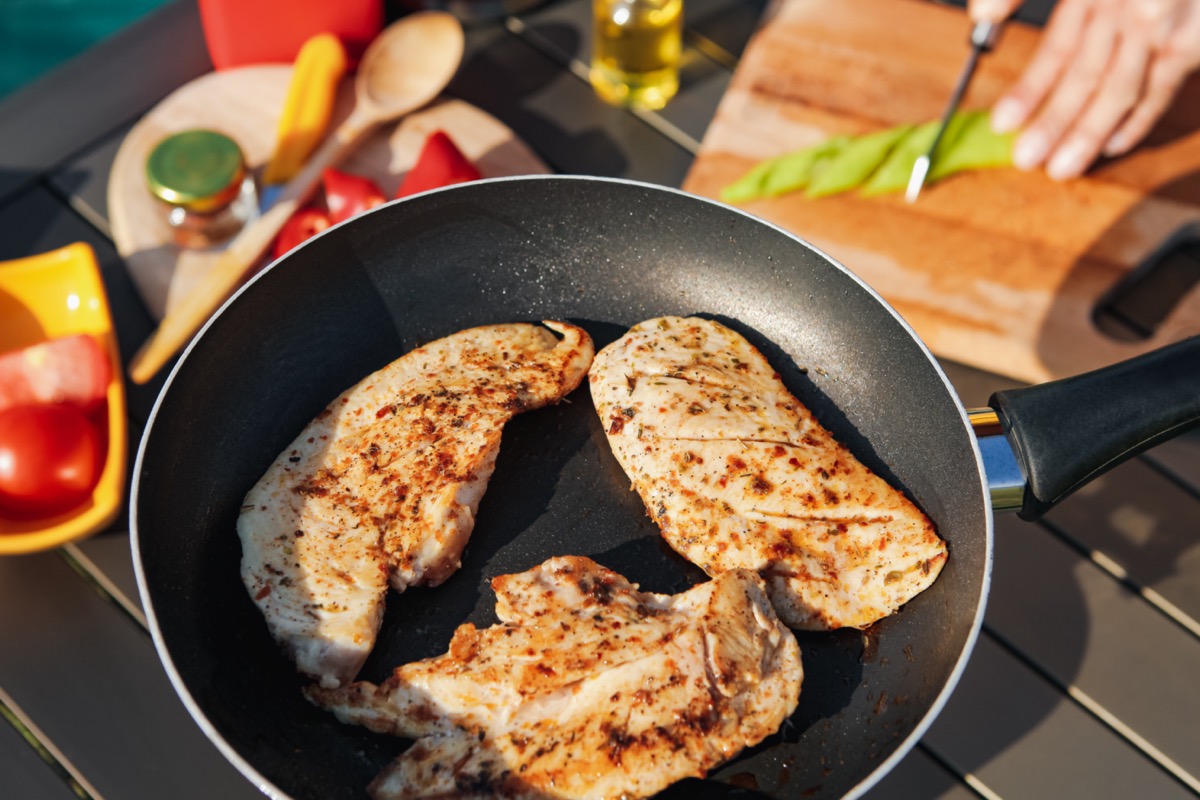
[133,176,989,800]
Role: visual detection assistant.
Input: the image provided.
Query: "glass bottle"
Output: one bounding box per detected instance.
[145,129,258,250]
[590,0,682,111]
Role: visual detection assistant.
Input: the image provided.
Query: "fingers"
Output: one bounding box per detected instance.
[1017,3,1122,175]
[1107,0,1200,153]
[994,0,1200,180]
[1104,50,1184,154]
[1133,0,1184,47]
[1046,22,1147,176]
[990,0,1095,135]
[969,0,1024,22]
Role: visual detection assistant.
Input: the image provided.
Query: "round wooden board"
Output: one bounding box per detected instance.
[108,66,550,320]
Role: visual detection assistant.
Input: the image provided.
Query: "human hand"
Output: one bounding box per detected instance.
[967,0,1200,180]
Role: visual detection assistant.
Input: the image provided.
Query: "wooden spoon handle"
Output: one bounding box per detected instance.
[128,112,376,384]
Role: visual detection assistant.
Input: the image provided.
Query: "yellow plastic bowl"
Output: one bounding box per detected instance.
[0,243,127,553]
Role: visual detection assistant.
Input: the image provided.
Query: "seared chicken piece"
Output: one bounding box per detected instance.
[239,322,593,688]
[308,556,802,800]
[590,316,946,630]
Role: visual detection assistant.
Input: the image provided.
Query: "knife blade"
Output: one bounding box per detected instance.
[905,19,1002,204]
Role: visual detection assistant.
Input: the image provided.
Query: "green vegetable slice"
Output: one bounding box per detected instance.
[764,136,850,197]
[859,119,943,196]
[720,110,1015,202]
[861,110,1015,195]
[720,136,850,203]
[927,109,1016,180]
[719,158,776,204]
[805,125,912,198]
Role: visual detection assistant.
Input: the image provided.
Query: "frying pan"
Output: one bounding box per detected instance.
[131,176,1200,800]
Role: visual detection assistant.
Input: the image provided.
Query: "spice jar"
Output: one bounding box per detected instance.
[145,129,258,249]
[590,0,682,111]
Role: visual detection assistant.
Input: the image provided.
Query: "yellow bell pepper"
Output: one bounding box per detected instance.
[262,33,348,186]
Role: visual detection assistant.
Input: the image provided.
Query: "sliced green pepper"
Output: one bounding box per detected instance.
[720,158,777,204]
[860,120,942,196]
[720,136,851,203]
[805,125,912,198]
[763,136,850,197]
[720,110,1015,202]
[927,109,1017,181]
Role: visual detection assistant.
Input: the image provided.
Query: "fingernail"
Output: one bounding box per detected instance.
[1012,131,1049,171]
[991,99,1022,133]
[1103,131,1129,157]
[1046,139,1089,181]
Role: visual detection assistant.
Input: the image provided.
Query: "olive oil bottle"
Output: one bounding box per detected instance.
[590,0,682,111]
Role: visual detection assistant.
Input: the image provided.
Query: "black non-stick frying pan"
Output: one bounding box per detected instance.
[131,176,1200,800]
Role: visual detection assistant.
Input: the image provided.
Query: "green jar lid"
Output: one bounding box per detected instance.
[145,129,246,213]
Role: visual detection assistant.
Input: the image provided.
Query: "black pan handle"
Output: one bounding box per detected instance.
[988,335,1200,520]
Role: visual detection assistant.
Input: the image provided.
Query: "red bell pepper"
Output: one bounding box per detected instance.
[322,167,386,225]
[272,206,333,260]
[396,131,482,199]
[271,133,481,259]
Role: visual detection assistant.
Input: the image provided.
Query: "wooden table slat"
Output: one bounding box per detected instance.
[0,0,211,207]
[1145,429,1200,495]
[47,124,134,240]
[68,533,145,620]
[925,634,1195,799]
[683,0,772,61]
[862,746,979,799]
[1,2,1197,799]
[0,552,264,800]
[1044,457,1200,628]
[513,0,732,148]
[0,717,83,800]
[987,514,1200,787]
[452,22,695,185]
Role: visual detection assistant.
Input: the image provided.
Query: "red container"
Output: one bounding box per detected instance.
[198,0,385,70]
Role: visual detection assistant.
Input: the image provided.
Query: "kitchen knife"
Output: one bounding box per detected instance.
[905,19,1002,203]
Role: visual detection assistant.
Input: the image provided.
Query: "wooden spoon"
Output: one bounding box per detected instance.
[129,11,465,384]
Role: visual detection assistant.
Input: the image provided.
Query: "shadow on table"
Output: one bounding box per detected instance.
[448,23,631,176]
[1033,139,1200,594]
[935,145,1200,794]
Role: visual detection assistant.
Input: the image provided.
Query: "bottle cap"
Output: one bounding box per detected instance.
[145,130,247,213]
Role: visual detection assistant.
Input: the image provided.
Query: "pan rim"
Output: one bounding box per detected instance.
[130,174,995,800]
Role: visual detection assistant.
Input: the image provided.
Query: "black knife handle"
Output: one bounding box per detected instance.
[989,336,1200,520]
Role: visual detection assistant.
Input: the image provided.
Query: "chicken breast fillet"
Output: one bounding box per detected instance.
[239,322,594,688]
[589,316,946,630]
[308,556,802,800]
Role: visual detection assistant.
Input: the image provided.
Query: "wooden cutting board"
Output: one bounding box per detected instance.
[109,66,549,321]
[683,0,1200,384]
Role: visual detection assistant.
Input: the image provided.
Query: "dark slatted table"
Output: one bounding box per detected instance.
[1,1,1198,798]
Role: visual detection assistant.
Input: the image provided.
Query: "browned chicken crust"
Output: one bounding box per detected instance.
[239,322,594,688]
[590,316,947,630]
[308,556,802,799]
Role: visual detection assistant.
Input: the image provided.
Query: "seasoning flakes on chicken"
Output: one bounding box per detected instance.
[239,322,594,688]
[307,556,802,800]
[589,316,946,630]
